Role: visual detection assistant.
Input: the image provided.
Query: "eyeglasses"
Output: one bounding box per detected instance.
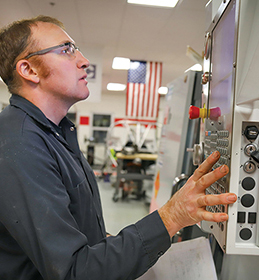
[23,42,79,59]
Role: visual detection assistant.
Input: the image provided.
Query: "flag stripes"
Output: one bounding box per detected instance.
[126,61,162,119]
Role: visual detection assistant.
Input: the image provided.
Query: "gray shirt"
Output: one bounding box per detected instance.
[0,94,170,280]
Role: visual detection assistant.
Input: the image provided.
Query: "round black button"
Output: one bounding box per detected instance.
[239,228,252,241]
[241,194,255,208]
[242,177,256,191]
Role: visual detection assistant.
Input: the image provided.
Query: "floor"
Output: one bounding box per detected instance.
[97,176,151,235]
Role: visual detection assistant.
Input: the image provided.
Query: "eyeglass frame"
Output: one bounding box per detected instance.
[23,41,79,60]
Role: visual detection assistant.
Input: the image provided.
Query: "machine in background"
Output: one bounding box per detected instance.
[105,120,161,202]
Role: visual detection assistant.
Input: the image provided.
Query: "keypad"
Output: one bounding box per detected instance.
[204,128,230,231]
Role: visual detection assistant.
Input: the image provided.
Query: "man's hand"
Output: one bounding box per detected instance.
[158,151,237,238]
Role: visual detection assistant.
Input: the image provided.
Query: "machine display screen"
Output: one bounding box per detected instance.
[209,0,236,117]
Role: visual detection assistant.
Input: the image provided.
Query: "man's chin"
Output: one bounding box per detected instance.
[78,90,90,102]
[84,90,90,100]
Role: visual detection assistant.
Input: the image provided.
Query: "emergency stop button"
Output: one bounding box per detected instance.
[189,105,207,120]
[189,105,221,121]
[189,105,200,119]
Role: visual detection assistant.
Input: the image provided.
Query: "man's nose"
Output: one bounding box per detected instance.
[77,51,90,69]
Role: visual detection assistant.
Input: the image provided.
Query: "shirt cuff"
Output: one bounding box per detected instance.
[135,210,171,267]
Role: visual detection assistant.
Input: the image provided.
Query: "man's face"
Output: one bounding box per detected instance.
[30,22,90,107]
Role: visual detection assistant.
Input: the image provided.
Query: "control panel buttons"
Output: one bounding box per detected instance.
[237,212,246,223]
[248,212,257,224]
[239,228,252,241]
[244,126,259,141]
[241,177,256,191]
[241,194,255,208]
[218,130,229,137]
[243,161,256,174]
[244,143,257,156]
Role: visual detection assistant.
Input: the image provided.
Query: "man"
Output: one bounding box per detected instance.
[0,16,237,280]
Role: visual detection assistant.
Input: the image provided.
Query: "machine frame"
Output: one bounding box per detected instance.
[200,0,259,255]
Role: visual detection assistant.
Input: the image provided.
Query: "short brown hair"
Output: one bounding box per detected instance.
[0,15,64,94]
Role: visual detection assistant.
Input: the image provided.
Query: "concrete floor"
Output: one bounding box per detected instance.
[97,179,151,235]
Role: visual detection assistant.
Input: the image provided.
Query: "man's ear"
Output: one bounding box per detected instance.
[15,60,40,84]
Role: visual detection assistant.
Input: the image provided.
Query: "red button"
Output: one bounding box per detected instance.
[189,106,200,119]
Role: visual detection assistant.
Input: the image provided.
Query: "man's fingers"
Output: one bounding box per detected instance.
[197,192,237,208]
[192,151,221,181]
[201,211,229,223]
[197,193,237,223]
[194,164,229,192]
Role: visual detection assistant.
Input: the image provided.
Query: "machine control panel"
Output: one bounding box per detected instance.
[202,120,259,252]
[236,122,259,245]
[202,119,231,247]
[196,0,259,256]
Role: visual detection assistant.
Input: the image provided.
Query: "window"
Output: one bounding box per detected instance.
[92,114,112,143]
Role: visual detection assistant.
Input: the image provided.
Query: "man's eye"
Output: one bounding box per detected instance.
[61,47,70,54]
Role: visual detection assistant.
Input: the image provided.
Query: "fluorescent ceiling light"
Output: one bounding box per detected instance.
[158,87,168,95]
[185,64,202,73]
[107,83,126,91]
[127,0,179,8]
[112,57,130,70]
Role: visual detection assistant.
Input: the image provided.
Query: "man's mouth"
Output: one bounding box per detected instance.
[80,75,88,82]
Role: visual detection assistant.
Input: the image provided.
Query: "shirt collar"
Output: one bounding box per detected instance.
[9,94,75,134]
[9,94,81,157]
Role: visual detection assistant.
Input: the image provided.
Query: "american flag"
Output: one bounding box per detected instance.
[126,61,162,119]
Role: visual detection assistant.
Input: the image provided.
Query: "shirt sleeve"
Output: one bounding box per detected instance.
[0,131,171,280]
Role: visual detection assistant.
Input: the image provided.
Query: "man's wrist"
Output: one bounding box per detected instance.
[158,205,181,238]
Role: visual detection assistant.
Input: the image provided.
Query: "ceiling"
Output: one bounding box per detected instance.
[0,0,209,94]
